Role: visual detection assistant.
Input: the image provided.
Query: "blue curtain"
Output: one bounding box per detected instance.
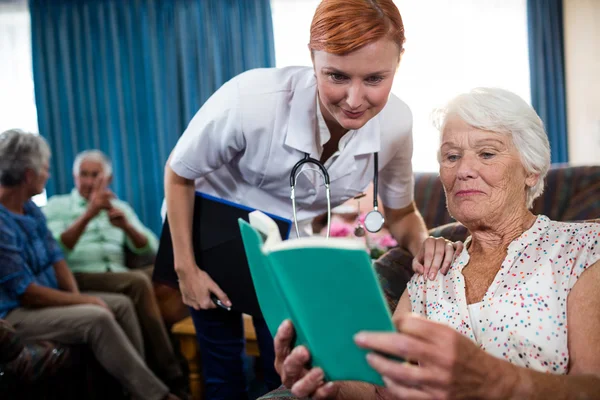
[30,0,276,234]
[527,0,569,163]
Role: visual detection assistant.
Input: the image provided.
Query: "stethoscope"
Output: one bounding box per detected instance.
[290,152,385,239]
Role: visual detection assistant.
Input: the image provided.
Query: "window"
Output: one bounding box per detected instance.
[271,0,530,172]
[0,0,46,206]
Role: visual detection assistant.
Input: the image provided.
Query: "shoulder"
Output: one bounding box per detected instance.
[235,66,315,97]
[188,67,313,128]
[542,218,600,277]
[547,219,600,248]
[236,67,316,133]
[23,200,45,221]
[378,93,413,141]
[112,198,136,214]
[44,194,71,212]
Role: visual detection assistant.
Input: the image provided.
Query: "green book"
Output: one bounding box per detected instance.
[238,211,397,386]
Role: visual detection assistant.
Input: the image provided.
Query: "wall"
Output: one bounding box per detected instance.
[563,0,600,165]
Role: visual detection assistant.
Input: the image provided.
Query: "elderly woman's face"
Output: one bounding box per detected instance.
[439,117,534,224]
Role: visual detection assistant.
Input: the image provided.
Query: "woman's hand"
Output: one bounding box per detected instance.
[176,266,231,310]
[274,320,340,399]
[355,313,501,399]
[412,237,463,280]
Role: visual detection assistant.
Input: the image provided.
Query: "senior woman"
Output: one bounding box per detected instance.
[274,88,600,399]
[0,130,180,400]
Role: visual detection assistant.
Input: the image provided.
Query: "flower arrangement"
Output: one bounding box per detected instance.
[322,212,398,259]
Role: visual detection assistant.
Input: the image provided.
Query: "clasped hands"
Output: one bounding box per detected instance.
[86,175,128,229]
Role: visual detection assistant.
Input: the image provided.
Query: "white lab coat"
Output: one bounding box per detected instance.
[169,66,414,234]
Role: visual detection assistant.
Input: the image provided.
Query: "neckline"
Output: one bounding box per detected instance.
[453,215,550,306]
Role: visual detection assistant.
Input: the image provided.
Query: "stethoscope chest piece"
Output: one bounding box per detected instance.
[364,209,385,233]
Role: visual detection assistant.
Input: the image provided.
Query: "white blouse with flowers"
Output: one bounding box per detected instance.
[407,215,600,374]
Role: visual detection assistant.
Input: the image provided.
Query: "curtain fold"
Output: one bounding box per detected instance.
[30,0,276,234]
[527,0,569,163]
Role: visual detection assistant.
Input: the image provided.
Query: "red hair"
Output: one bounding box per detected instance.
[309,0,405,55]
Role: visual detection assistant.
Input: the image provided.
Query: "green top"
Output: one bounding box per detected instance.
[43,189,159,273]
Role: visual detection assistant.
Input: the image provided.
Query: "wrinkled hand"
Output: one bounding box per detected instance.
[108,207,129,229]
[176,266,231,310]
[412,237,463,280]
[274,320,340,399]
[355,313,494,399]
[87,175,115,216]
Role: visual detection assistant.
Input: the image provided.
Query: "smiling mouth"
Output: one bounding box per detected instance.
[342,109,365,119]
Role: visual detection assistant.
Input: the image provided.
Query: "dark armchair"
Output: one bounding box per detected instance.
[258,165,600,400]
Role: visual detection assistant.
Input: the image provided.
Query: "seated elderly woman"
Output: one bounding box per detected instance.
[0,129,180,400]
[274,88,600,399]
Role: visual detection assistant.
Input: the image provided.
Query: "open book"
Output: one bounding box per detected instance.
[238,211,397,386]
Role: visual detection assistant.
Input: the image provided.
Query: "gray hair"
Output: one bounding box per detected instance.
[0,129,51,187]
[72,150,113,177]
[433,87,551,208]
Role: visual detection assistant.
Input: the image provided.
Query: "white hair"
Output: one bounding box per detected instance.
[433,87,551,208]
[0,129,50,187]
[72,150,113,177]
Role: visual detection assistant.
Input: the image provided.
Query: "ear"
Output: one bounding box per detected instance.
[24,168,36,184]
[525,173,539,188]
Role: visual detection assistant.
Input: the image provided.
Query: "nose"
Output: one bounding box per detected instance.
[456,153,479,181]
[345,83,364,110]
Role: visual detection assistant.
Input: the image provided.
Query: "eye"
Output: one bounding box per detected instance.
[480,152,495,159]
[445,154,460,162]
[327,73,348,83]
[365,75,384,84]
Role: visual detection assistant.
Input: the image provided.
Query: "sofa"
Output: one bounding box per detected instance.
[258,164,600,400]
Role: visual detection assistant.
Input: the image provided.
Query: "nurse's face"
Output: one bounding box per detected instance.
[312,38,400,134]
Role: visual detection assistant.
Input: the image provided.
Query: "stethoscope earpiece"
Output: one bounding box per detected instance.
[290,152,381,239]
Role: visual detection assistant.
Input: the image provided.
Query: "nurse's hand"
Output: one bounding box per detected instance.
[412,238,463,280]
[176,266,231,310]
[274,320,340,399]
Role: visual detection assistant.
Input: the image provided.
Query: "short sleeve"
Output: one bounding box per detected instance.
[170,77,246,180]
[568,223,600,290]
[378,103,414,209]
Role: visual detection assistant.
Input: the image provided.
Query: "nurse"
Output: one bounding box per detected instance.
[164,0,457,398]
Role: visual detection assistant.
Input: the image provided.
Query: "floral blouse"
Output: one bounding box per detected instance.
[407,215,600,374]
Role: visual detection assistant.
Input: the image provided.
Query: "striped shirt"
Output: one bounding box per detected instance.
[43,189,158,273]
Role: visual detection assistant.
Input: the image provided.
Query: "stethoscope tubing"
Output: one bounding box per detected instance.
[290,152,380,238]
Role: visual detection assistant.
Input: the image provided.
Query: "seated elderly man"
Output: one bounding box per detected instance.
[43,150,186,389]
[0,129,180,400]
[274,88,600,399]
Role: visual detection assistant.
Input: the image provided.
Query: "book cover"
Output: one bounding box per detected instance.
[240,211,397,386]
